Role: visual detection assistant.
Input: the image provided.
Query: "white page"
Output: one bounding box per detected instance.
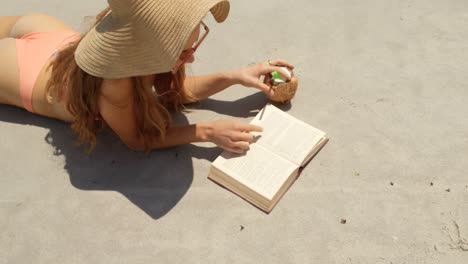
[213,144,298,200]
[250,104,326,165]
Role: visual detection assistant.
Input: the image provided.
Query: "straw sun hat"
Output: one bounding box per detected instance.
[75,0,230,79]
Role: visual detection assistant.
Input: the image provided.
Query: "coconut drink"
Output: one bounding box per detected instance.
[264,66,298,103]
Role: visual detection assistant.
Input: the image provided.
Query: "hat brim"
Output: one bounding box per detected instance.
[210,0,230,23]
[75,0,230,78]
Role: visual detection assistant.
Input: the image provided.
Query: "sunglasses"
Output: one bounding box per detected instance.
[172,21,210,74]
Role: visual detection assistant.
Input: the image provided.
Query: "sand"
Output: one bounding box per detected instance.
[1,0,467,263]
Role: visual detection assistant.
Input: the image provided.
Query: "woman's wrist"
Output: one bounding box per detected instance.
[224,68,242,86]
[195,122,213,142]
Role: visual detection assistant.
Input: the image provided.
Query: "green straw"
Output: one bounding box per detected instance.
[272,71,281,79]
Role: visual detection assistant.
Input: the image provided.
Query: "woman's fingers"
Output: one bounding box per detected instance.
[231,131,255,143]
[257,82,274,96]
[228,147,247,154]
[268,59,294,69]
[223,140,250,153]
[232,140,250,151]
[269,66,292,81]
[226,125,263,153]
[235,122,263,133]
[209,120,264,153]
[259,64,292,81]
[265,59,294,80]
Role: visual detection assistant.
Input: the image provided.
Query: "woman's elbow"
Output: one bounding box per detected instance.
[125,143,145,152]
[121,137,146,152]
[122,138,166,152]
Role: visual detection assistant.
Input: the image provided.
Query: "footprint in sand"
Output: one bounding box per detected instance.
[443,219,468,252]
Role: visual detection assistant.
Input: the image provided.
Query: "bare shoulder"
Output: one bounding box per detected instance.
[100,78,134,107]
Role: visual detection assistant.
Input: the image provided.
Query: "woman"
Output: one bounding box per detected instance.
[0,0,294,153]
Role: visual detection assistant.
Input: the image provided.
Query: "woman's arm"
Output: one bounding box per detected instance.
[182,71,237,102]
[99,78,261,153]
[151,120,262,153]
[183,59,295,102]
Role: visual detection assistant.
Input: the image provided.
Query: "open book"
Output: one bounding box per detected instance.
[208,104,328,213]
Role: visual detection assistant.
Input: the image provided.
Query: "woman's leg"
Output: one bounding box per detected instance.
[0,14,74,109]
[1,13,73,39]
[0,38,22,108]
[9,13,73,38]
[0,16,21,38]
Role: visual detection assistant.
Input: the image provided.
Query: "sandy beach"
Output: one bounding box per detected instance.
[1,0,467,263]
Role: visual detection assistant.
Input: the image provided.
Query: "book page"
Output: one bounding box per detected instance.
[212,144,298,200]
[250,104,326,166]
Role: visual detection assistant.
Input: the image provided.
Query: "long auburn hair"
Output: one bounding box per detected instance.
[46,7,196,152]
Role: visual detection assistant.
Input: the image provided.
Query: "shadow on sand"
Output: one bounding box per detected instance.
[0,92,287,219]
[191,90,291,116]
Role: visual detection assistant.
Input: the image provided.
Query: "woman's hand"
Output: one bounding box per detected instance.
[230,59,295,96]
[198,120,263,153]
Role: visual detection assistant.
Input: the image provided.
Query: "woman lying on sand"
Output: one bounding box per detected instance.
[0,0,293,153]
